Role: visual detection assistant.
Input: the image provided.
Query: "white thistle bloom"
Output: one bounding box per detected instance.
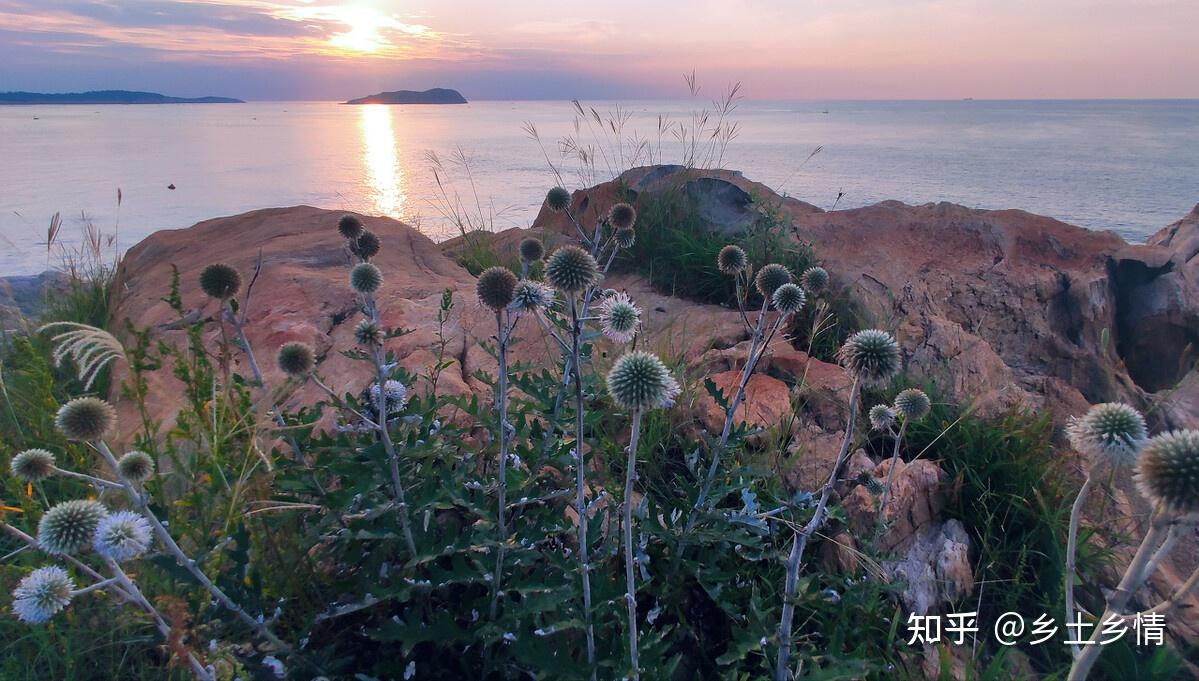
[508,280,555,315]
[369,380,409,414]
[12,566,75,624]
[94,510,153,561]
[597,292,641,344]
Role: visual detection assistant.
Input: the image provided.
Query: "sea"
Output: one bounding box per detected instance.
[1,99,1197,276]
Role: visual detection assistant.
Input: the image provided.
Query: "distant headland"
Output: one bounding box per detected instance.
[344,88,467,105]
[0,90,244,105]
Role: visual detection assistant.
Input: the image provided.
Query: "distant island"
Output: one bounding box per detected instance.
[344,88,467,105]
[0,90,244,105]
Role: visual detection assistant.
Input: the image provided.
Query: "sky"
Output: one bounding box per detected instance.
[0,0,1196,101]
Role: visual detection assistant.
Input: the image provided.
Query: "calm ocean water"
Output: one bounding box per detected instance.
[1,99,1197,276]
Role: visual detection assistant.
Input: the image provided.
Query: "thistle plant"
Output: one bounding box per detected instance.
[11,566,76,624]
[597,291,641,344]
[519,236,545,278]
[878,387,931,518]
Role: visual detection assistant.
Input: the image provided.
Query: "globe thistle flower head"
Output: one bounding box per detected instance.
[354,319,383,346]
[349,262,383,294]
[198,263,242,300]
[519,237,545,263]
[614,228,636,250]
[598,292,641,344]
[869,404,897,431]
[771,283,806,314]
[38,499,106,555]
[117,450,155,483]
[608,202,637,230]
[11,449,56,483]
[838,329,901,387]
[337,214,365,240]
[509,280,554,315]
[545,245,599,293]
[755,263,791,298]
[606,351,681,412]
[55,397,116,442]
[276,342,315,377]
[12,566,74,624]
[350,230,381,260]
[1136,430,1199,514]
[717,245,748,275]
[894,388,931,421]
[1066,402,1147,468]
[94,510,153,561]
[369,380,409,415]
[800,266,829,294]
[546,186,571,212]
[476,266,518,311]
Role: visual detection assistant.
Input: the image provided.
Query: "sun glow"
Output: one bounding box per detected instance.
[281,5,430,55]
[359,105,405,218]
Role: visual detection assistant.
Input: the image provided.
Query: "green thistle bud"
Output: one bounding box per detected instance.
[354,319,383,346]
[755,263,791,298]
[838,329,901,387]
[519,237,545,263]
[868,404,897,431]
[55,397,116,442]
[609,202,636,230]
[11,449,56,483]
[38,499,106,555]
[546,186,571,212]
[12,566,74,624]
[338,214,365,240]
[349,262,383,294]
[613,228,636,250]
[606,351,681,411]
[894,388,931,421]
[545,245,599,294]
[350,230,381,260]
[1066,402,1147,468]
[800,266,829,293]
[476,266,518,311]
[717,245,748,275]
[1136,430,1199,514]
[276,342,315,377]
[117,450,155,483]
[771,283,806,314]
[198,263,242,300]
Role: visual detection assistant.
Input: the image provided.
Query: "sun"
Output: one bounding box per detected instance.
[328,7,391,53]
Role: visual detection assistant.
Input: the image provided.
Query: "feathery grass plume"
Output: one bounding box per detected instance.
[477,266,518,311]
[11,448,56,483]
[277,342,316,377]
[1067,402,1147,468]
[609,202,637,230]
[117,450,155,483]
[509,280,554,315]
[598,292,641,344]
[338,214,365,240]
[545,245,599,293]
[12,566,75,624]
[94,510,153,561]
[838,329,901,387]
[198,263,242,300]
[38,499,107,555]
[755,263,791,298]
[1136,430,1199,514]
[800,266,829,294]
[606,351,681,411]
[545,186,571,212]
[717,244,748,275]
[771,282,806,314]
[894,388,931,421]
[351,230,381,260]
[349,262,383,294]
[354,319,383,346]
[55,397,117,441]
[40,322,127,391]
[614,227,636,250]
[519,237,545,263]
[868,404,896,432]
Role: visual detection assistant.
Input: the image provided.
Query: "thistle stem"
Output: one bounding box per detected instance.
[877,419,909,519]
[1065,468,1097,658]
[569,294,597,677]
[490,310,511,619]
[623,409,644,680]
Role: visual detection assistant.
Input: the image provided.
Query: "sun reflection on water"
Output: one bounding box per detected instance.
[359,105,404,218]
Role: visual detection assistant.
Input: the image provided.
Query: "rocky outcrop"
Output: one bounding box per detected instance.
[0,270,68,329]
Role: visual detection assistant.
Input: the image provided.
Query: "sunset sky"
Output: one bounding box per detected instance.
[1,0,1196,101]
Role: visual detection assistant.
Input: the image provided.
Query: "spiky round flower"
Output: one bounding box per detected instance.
[717,245,748,275]
[608,203,636,230]
[351,230,381,260]
[354,319,383,346]
[349,262,383,294]
[546,186,571,212]
[509,280,554,315]
[519,237,545,263]
[545,245,599,294]
[117,450,155,483]
[771,283,806,314]
[12,566,74,624]
[55,397,116,442]
[1066,402,1147,468]
[369,380,409,415]
[198,263,241,300]
[11,449,56,483]
[598,292,641,344]
[613,228,636,250]
[38,500,106,555]
[838,329,901,387]
[1136,431,1199,514]
[869,404,897,431]
[755,263,791,298]
[800,266,829,294]
[94,510,152,561]
[894,388,931,421]
[606,351,680,412]
[338,214,365,240]
[276,342,315,377]
[476,267,518,311]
